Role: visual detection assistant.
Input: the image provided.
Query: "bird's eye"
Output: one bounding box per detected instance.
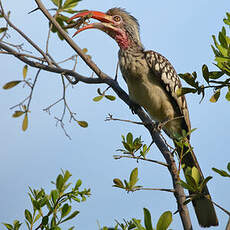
[113,15,122,22]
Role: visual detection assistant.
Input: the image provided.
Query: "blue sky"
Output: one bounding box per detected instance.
[0,0,230,229]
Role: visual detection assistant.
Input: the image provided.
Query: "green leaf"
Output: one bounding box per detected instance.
[77,120,88,128]
[227,162,230,173]
[51,0,59,6]
[34,213,41,223]
[56,174,64,191]
[61,203,72,218]
[191,167,200,185]
[122,142,132,152]
[212,167,230,177]
[129,168,138,188]
[211,45,220,56]
[62,0,81,10]
[93,95,103,102]
[176,87,197,97]
[210,89,220,103]
[222,26,226,36]
[58,0,63,8]
[124,179,129,188]
[215,56,230,63]
[226,90,230,101]
[178,179,195,191]
[185,174,198,191]
[143,208,153,230]
[24,209,33,224]
[51,190,59,204]
[113,178,124,188]
[3,80,21,89]
[224,18,230,26]
[13,220,22,230]
[202,64,209,83]
[199,176,212,192]
[0,27,7,33]
[208,71,224,79]
[58,14,70,23]
[178,73,198,88]
[132,218,145,230]
[12,111,24,118]
[156,211,172,230]
[32,200,40,210]
[2,223,13,230]
[126,132,133,145]
[213,35,228,56]
[133,137,142,150]
[75,179,82,189]
[63,170,72,183]
[23,65,28,80]
[105,95,116,101]
[218,31,228,49]
[61,210,79,223]
[22,113,28,131]
[42,216,49,226]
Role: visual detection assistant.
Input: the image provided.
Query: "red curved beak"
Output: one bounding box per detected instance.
[68,11,114,37]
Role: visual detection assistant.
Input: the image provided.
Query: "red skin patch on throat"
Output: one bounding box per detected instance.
[115,33,130,50]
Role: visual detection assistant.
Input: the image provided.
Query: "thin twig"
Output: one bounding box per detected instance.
[0,50,45,61]
[0,42,104,84]
[115,61,119,81]
[0,1,52,65]
[132,187,175,193]
[9,96,30,110]
[105,113,144,125]
[113,155,168,167]
[26,68,41,111]
[57,55,77,65]
[43,98,63,114]
[211,199,230,216]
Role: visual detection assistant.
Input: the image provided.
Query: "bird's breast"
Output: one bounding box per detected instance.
[119,53,177,124]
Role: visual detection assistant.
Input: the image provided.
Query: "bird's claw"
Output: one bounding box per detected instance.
[154,121,163,132]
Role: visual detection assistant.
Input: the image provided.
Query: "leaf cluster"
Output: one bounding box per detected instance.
[49,0,82,40]
[178,12,230,103]
[178,166,212,205]
[2,170,90,230]
[2,65,30,131]
[212,162,230,177]
[113,167,140,192]
[93,88,116,102]
[102,208,172,230]
[116,133,149,158]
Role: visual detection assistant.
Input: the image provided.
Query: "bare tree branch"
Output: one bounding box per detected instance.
[113,154,168,167]
[0,42,104,84]
[0,1,52,65]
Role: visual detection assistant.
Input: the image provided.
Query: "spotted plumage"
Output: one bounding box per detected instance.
[145,50,191,134]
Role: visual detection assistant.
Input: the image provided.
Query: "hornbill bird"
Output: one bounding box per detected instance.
[68,8,218,227]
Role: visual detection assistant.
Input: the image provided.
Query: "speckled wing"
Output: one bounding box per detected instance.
[145,50,191,132]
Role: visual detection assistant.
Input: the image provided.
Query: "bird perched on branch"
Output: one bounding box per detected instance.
[68,8,218,227]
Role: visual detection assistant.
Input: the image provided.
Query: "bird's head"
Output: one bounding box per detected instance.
[68,8,143,50]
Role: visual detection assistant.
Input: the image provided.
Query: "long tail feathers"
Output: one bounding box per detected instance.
[175,140,219,227]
